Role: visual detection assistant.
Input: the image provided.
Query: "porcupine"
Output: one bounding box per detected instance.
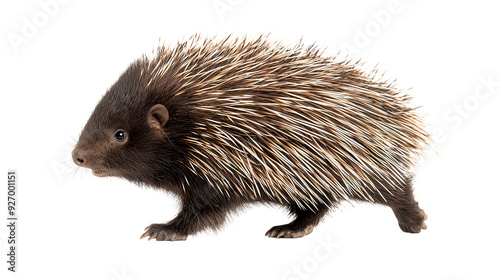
[72,35,430,241]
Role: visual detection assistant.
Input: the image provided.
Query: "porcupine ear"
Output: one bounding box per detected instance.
[148,104,169,130]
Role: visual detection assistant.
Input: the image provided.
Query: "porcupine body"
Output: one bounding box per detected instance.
[72,35,430,240]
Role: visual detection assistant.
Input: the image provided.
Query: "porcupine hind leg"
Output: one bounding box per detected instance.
[377,175,428,233]
[266,204,329,238]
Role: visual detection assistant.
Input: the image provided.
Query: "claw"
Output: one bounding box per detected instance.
[148,232,158,241]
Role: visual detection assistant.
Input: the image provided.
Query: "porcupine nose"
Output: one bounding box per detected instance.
[72,149,85,166]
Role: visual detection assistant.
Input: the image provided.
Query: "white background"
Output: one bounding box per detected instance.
[1,0,499,279]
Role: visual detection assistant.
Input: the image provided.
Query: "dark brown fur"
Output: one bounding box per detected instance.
[72,36,428,240]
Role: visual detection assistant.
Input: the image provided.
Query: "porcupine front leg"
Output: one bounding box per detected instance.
[266,204,329,238]
[141,202,228,241]
[141,184,228,241]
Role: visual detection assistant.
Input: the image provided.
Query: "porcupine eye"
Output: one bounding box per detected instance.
[114,129,127,142]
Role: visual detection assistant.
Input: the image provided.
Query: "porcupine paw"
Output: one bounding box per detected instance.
[397,209,428,233]
[265,224,314,238]
[140,224,188,241]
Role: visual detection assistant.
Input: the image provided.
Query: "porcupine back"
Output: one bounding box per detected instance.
[138,35,430,210]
